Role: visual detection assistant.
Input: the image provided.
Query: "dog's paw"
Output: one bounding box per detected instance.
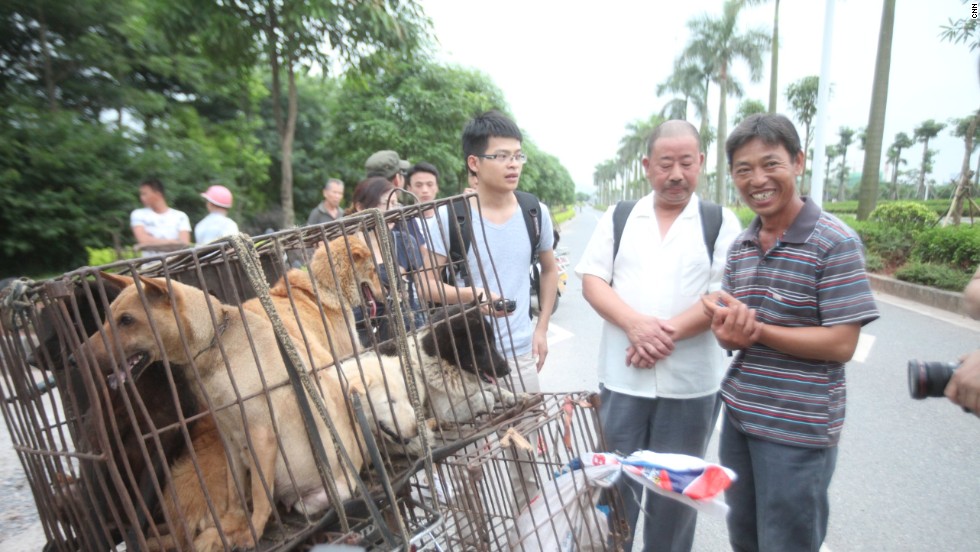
[495,387,519,407]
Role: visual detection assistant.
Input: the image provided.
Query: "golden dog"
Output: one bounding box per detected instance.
[83,269,417,551]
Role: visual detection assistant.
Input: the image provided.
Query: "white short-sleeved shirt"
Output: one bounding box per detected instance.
[575,192,741,399]
[194,212,239,244]
[429,200,554,357]
[130,207,191,256]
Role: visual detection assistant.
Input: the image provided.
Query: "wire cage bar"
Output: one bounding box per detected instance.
[0,193,620,551]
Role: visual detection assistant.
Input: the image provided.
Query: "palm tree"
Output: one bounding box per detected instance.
[785,75,820,190]
[884,146,907,199]
[887,132,915,199]
[746,0,782,112]
[734,98,766,125]
[824,144,840,202]
[914,119,947,199]
[657,59,712,151]
[856,0,896,220]
[836,127,855,202]
[683,0,770,204]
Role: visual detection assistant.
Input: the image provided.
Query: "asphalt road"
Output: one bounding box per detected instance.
[541,205,980,552]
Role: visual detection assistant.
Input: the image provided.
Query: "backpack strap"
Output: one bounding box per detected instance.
[444,198,472,284]
[515,190,542,265]
[612,200,638,261]
[613,198,723,264]
[698,200,723,264]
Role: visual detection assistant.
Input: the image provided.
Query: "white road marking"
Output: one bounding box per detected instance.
[852,332,875,364]
[547,322,573,347]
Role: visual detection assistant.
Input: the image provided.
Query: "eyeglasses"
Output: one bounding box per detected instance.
[474,152,528,164]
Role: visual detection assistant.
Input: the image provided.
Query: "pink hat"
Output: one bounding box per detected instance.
[201,185,233,208]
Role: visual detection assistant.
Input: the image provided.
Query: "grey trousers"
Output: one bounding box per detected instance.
[598,387,719,552]
[720,413,838,552]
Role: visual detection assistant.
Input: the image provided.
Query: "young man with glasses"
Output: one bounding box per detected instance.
[424,110,558,394]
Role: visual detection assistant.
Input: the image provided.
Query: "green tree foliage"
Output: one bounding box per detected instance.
[683,0,770,204]
[836,127,855,202]
[733,98,766,126]
[914,119,947,199]
[785,75,820,192]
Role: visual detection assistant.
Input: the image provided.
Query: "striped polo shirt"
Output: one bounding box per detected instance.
[721,198,879,448]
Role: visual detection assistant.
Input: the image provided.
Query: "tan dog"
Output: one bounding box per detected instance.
[81,273,418,551]
[242,234,383,368]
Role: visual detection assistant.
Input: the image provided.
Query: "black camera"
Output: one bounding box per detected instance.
[907,359,958,399]
[493,298,517,313]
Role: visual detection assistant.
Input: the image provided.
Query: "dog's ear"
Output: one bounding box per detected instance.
[98,271,134,290]
[136,275,172,304]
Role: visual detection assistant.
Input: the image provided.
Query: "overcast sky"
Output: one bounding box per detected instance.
[423,0,977,194]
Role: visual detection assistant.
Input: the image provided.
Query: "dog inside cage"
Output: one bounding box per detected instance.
[0,197,625,551]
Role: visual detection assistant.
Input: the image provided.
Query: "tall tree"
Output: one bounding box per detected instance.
[943,112,980,224]
[888,132,915,199]
[746,0,782,112]
[684,0,770,204]
[836,127,855,201]
[856,0,896,219]
[940,7,980,224]
[657,59,713,151]
[914,119,947,199]
[174,0,429,227]
[855,0,897,218]
[824,144,840,201]
[785,75,820,191]
[884,145,907,199]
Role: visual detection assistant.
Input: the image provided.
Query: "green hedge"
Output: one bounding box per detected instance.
[894,262,972,291]
[911,225,980,271]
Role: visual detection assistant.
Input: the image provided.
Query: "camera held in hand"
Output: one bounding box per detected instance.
[907,359,958,400]
[493,298,517,313]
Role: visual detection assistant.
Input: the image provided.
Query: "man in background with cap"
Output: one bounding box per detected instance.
[365,150,410,188]
[307,178,345,225]
[195,185,239,244]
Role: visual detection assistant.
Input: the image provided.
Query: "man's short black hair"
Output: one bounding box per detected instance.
[140,178,165,196]
[726,113,802,168]
[462,110,522,175]
[407,162,440,185]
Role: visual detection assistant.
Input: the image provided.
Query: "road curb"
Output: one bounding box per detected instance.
[867,273,967,317]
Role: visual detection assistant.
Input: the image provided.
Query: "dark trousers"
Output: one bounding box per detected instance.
[720,412,838,552]
[599,387,718,552]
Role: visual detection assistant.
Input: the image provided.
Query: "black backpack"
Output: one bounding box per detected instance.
[443,190,546,285]
[612,198,723,263]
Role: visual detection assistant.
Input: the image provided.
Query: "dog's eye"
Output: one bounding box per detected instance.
[118,313,134,327]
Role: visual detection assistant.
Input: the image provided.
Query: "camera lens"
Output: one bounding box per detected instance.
[907,360,958,399]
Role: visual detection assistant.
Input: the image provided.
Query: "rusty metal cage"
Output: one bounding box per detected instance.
[407,393,627,551]
[0,194,619,551]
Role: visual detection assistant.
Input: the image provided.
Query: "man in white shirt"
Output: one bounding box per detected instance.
[194,185,239,244]
[575,120,741,552]
[130,178,191,257]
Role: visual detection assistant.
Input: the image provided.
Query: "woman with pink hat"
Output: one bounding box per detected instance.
[194,185,239,244]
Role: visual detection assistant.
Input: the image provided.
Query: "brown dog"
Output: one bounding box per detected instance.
[242,234,383,368]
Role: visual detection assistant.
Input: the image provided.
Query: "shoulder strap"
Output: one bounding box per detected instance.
[445,198,472,284]
[612,200,638,261]
[698,200,723,264]
[515,190,542,265]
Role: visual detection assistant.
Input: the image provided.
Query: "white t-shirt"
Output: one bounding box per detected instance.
[429,199,554,358]
[194,212,239,244]
[130,207,191,256]
[574,193,741,399]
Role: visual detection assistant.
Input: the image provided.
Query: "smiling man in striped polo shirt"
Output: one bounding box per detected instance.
[703,113,879,552]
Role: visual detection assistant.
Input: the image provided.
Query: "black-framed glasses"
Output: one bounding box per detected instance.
[474,152,528,164]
